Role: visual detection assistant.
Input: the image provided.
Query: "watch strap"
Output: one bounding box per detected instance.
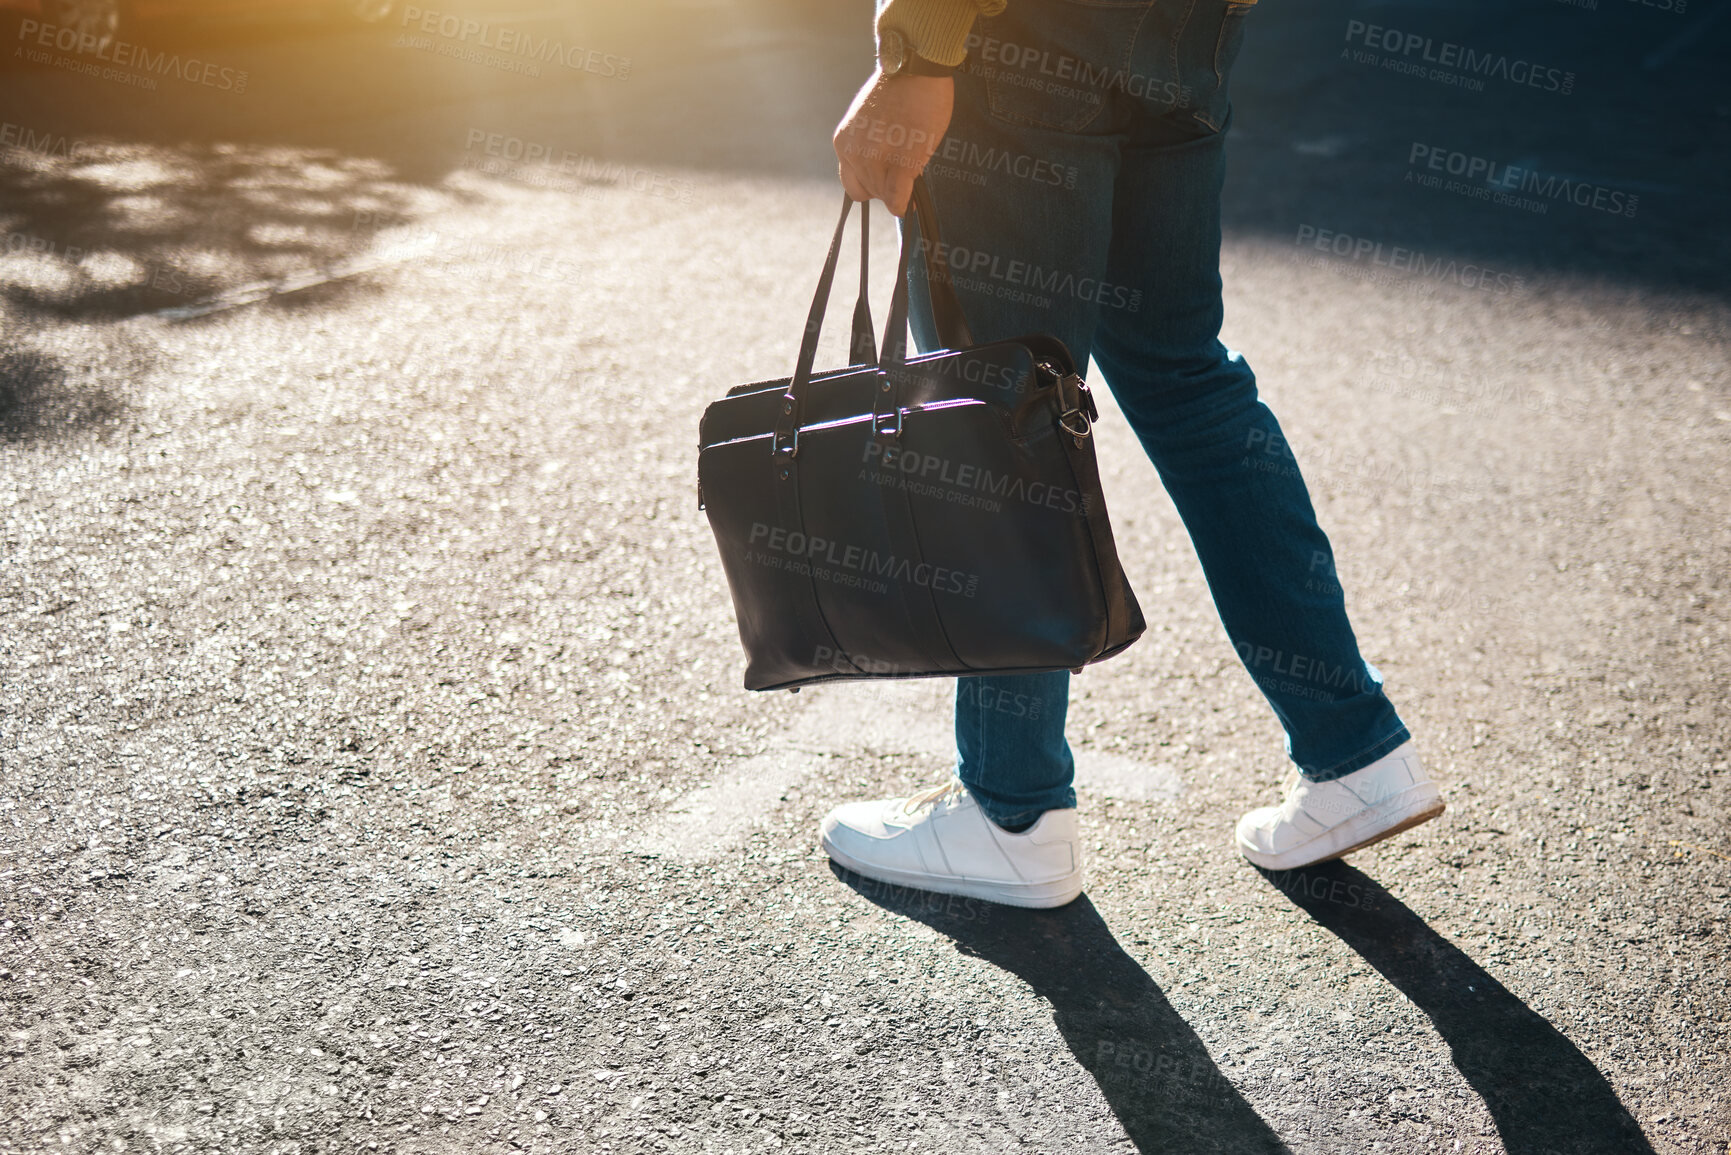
[900,49,957,77]
[879,26,959,77]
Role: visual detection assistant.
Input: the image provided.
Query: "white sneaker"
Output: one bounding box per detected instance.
[819,778,1084,909]
[1235,740,1445,870]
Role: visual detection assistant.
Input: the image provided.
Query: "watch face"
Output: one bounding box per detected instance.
[879,28,907,75]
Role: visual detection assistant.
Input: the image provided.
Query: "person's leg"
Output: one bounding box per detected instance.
[904,70,1122,829]
[819,2,1151,904]
[827,0,1437,884]
[950,670,1073,830]
[1089,68,1409,780]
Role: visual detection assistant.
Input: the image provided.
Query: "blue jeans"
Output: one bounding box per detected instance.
[907,0,1410,829]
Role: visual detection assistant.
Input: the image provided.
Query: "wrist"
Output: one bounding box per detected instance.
[875,0,983,69]
[877,26,960,78]
[875,69,954,91]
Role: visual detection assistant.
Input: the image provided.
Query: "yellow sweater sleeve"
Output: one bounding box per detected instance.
[877,0,1006,69]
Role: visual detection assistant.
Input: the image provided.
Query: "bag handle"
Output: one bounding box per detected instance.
[774,196,857,460]
[910,175,973,351]
[775,177,973,458]
[850,201,877,366]
[872,177,976,369]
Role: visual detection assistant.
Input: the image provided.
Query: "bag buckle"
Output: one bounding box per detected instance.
[1059,407,1092,446]
[1038,360,1098,422]
[1067,373,1098,421]
[873,406,903,441]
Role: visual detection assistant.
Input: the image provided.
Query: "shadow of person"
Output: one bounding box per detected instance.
[831,864,1291,1155]
[1257,859,1654,1155]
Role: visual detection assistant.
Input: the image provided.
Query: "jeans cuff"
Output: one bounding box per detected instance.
[960,782,1076,829]
[1300,726,1412,783]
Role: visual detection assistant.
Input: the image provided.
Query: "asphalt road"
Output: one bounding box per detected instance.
[2,1,1728,1153]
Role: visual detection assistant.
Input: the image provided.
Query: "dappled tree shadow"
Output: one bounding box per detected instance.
[5,0,1715,336]
[0,344,125,441]
[0,141,453,319]
[0,0,865,327]
[0,0,1720,451]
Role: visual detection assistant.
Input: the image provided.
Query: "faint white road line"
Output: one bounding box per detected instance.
[783,678,954,757]
[633,749,819,862]
[147,222,560,322]
[631,680,949,861]
[632,677,1184,861]
[148,235,440,321]
[1073,751,1185,803]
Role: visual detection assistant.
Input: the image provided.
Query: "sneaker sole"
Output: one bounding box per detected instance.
[820,834,1083,910]
[1239,787,1446,872]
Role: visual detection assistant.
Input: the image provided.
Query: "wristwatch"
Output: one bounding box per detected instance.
[878,28,957,78]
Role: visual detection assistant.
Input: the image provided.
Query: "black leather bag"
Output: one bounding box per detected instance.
[698,181,1144,692]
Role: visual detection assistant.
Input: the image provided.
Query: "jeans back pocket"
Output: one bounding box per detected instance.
[1187,0,1256,132]
[1214,0,1254,85]
[967,0,1158,133]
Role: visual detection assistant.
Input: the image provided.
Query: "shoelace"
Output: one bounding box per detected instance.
[901,777,966,817]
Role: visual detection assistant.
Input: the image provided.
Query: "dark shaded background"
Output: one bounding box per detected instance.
[2,0,1726,332]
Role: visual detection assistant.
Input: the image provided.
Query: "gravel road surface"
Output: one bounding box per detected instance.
[2,1,1727,1152]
